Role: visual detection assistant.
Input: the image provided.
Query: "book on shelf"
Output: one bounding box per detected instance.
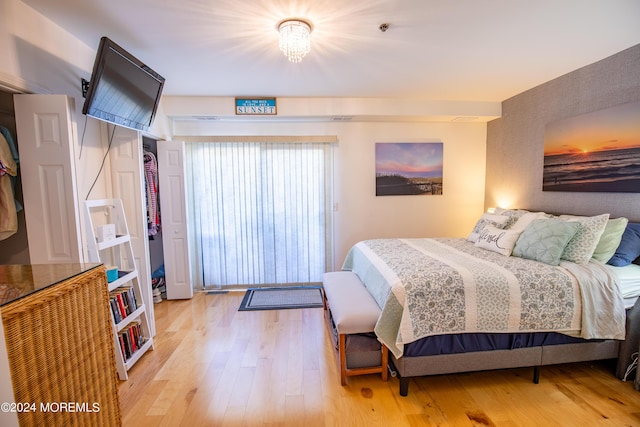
[108,286,139,322]
[116,292,128,317]
[110,298,122,323]
[118,320,144,360]
[122,285,138,312]
[118,334,126,359]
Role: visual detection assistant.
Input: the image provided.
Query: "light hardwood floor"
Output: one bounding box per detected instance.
[119,291,640,426]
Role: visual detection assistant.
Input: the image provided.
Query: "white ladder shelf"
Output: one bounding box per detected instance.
[84,198,154,380]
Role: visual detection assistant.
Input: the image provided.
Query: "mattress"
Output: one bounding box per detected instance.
[399,263,640,359]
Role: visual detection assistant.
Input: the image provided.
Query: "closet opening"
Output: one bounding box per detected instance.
[0,89,28,264]
[143,136,166,302]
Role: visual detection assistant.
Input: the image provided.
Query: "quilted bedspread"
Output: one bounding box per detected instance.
[342,238,626,358]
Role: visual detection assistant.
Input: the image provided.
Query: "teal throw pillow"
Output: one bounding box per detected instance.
[512,218,580,266]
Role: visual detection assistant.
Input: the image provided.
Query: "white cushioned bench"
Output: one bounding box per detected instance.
[322,271,388,385]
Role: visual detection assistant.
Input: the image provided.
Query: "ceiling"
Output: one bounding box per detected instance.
[21,0,640,103]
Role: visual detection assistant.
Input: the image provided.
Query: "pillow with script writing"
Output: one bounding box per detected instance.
[468,214,510,243]
[474,225,522,256]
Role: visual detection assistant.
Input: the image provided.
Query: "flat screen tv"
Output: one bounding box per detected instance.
[82,36,165,132]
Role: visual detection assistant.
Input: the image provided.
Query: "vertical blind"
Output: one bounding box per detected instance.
[184,139,334,289]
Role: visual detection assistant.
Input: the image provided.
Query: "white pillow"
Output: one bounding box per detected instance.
[496,209,530,228]
[509,211,547,232]
[474,225,522,256]
[494,208,529,217]
[559,213,610,264]
[468,214,510,243]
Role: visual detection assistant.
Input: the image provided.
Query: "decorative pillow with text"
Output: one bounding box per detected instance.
[474,225,522,256]
[467,214,510,243]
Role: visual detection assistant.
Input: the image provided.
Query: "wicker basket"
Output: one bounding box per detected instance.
[1,265,121,426]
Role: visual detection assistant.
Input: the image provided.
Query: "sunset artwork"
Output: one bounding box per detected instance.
[543,100,640,193]
[375,142,443,196]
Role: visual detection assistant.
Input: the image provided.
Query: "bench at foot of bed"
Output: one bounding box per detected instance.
[322,271,388,385]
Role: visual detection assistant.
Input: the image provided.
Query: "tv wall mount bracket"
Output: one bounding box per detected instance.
[81,78,90,98]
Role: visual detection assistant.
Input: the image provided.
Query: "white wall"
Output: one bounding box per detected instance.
[1,0,491,270]
[334,121,487,267]
[0,0,173,202]
[486,44,640,222]
[167,117,488,269]
[0,0,114,200]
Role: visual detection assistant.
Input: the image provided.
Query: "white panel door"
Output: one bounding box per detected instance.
[157,140,193,299]
[14,94,83,263]
[108,125,155,335]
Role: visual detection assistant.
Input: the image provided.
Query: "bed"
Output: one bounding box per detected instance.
[341,209,640,396]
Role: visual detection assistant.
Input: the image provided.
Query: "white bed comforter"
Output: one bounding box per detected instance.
[342,238,626,358]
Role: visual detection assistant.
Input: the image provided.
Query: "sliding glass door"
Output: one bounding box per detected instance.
[185,140,333,289]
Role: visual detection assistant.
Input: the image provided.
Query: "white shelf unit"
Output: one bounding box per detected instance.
[84,198,154,380]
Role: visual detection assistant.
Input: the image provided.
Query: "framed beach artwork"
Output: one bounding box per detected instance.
[375,142,443,196]
[543,100,640,193]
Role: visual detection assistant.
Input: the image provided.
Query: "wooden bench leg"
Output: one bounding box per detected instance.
[339,333,347,386]
[381,344,388,382]
[339,333,388,385]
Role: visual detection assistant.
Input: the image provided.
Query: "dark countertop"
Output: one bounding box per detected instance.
[0,263,102,306]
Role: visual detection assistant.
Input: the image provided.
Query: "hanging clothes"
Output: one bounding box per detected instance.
[0,126,21,212]
[0,132,17,240]
[144,150,160,237]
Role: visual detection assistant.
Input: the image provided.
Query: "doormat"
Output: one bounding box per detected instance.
[238,286,324,311]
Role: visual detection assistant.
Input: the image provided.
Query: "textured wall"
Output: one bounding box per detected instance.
[485,44,640,221]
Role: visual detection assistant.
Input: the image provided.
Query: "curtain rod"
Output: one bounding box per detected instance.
[172,135,337,144]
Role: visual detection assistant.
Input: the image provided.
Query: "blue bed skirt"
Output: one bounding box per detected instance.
[403,332,594,357]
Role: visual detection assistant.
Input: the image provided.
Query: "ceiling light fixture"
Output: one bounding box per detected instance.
[277,18,313,63]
